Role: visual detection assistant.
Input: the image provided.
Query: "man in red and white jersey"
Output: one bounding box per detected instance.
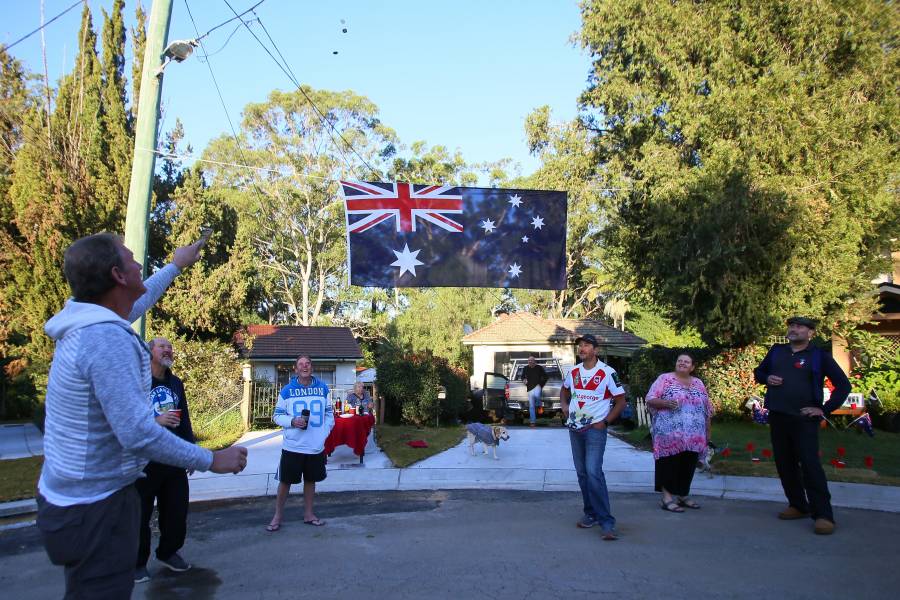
[561,334,627,540]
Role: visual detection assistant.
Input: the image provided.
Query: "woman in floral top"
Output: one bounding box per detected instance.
[646,353,713,512]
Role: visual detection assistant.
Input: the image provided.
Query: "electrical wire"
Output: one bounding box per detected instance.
[221,0,379,180]
[184,0,272,207]
[195,0,266,43]
[142,147,329,180]
[2,0,85,51]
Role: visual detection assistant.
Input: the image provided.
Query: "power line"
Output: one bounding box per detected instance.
[2,0,85,51]
[143,147,329,180]
[183,0,272,205]
[196,0,266,43]
[221,0,380,180]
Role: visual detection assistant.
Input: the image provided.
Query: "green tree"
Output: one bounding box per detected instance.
[0,4,133,395]
[580,0,900,345]
[513,106,618,320]
[149,167,257,339]
[205,87,397,325]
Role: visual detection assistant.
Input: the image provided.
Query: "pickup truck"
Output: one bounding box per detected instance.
[480,358,571,423]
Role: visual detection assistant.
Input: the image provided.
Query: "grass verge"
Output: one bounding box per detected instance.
[615,420,900,486]
[375,424,465,467]
[0,456,42,503]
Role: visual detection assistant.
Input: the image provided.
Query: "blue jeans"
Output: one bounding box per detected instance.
[527,385,542,424]
[569,426,615,531]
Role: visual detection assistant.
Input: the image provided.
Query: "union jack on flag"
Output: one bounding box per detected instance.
[342,181,463,233]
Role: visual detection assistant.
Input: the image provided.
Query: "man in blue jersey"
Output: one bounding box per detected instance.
[267,355,335,531]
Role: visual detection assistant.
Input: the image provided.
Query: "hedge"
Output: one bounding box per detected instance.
[377,353,468,426]
[628,344,768,419]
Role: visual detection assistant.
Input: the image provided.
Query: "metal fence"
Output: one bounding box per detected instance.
[248,382,360,428]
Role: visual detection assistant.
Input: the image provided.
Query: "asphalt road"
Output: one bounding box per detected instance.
[1,490,898,599]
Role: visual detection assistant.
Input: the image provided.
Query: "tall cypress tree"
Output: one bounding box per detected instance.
[1,4,133,396]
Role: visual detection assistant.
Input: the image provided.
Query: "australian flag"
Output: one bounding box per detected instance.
[341,181,567,289]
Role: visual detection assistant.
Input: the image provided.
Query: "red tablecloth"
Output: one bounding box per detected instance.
[325,414,374,456]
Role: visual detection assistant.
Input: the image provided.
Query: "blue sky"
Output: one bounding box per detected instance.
[3,0,590,177]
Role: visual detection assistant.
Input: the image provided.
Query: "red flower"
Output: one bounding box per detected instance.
[829,458,839,467]
[837,447,846,457]
[746,442,755,452]
[864,456,874,468]
[721,448,732,458]
[836,461,846,469]
[762,449,773,459]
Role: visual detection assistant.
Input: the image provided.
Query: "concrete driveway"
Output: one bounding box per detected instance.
[1,490,898,599]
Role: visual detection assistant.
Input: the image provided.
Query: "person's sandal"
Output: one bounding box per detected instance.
[677,498,701,509]
[660,500,684,513]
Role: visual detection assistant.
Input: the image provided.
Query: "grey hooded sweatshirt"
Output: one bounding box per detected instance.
[39,264,213,506]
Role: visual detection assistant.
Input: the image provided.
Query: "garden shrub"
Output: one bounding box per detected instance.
[628,344,768,419]
[378,352,468,426]
[853,350,900,414]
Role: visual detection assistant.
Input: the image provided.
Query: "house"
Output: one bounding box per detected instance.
[833,251,900,373]
[234,325,363,394]
[462,312,647,389]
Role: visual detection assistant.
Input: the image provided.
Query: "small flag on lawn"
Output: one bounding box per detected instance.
[341,181,567,289]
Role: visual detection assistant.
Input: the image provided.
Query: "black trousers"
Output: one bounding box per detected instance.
[654,451,699,497]
[136,462,190,567]
[769,411,834,521]
[37,485,139,600]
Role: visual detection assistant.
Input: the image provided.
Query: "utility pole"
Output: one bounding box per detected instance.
[124,0,174,337]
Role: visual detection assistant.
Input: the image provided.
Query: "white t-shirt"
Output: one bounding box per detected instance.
[562,360,625,430]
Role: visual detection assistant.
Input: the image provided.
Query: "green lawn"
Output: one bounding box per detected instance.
[0,456,42,503]
[375,424,465,467]
[617,421,900,486]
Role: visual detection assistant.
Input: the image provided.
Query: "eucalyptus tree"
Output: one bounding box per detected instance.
[204,87,398,325]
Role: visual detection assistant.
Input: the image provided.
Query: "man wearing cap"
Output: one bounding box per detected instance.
[754,317,851,535]
[560,333,627,540]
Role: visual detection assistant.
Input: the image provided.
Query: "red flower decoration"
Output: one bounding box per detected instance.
[864,456,874,468]
[836,461,846,469]
[837,447,846,457]
[746,442,755,452]
[829,458,839,467]
[721,448,732,458]
[762,449,773,459]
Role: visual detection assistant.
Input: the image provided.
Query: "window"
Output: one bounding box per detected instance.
[276,363,335,388]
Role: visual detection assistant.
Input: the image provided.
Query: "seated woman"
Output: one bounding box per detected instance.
[646,353,713,512]
[345,381,374,415]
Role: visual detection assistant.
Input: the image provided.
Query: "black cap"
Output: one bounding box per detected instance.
[574,333,599,347]
[786,316,817,329]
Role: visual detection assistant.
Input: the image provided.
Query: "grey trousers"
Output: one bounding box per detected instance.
[37,485,140,600]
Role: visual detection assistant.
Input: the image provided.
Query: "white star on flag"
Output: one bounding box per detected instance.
[508,194,522,208]
[531,215,545,230]
[508,263,522,278]
[390,244,424,277]
[521,235,529,243]
[480,219,496,234]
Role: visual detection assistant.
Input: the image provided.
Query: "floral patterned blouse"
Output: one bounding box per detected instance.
[646,373,713,459]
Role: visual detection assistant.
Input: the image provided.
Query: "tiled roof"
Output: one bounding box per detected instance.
[234,325,363,360]
[462,312,646,350]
